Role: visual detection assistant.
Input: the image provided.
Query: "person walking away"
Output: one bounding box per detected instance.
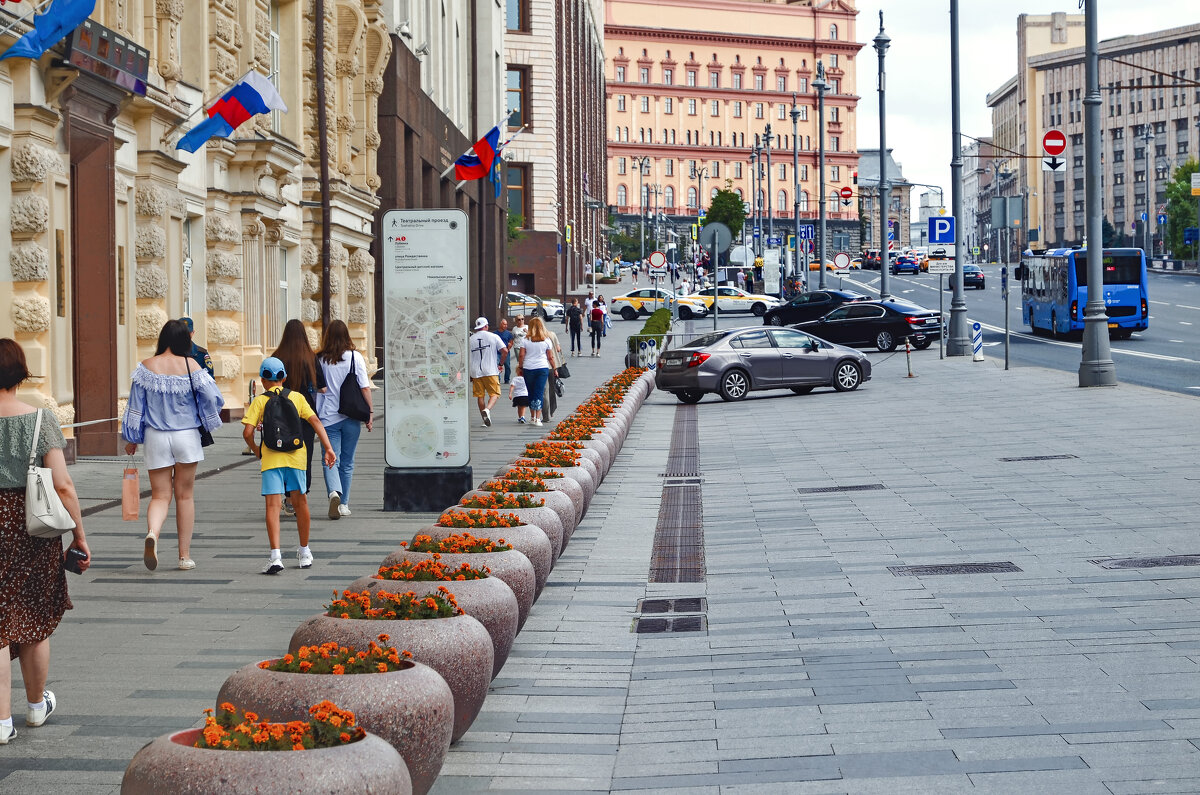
[468,317,507,428]
[315,320,372,520]
[736,270,746,291]
[589,300,604,356]
[518,317,557,427]
[271,319,324,517]
[543,323,565,420]
[0,339,89,744]
[565,299,583,356]
[631,262,638,285]
[496,318,514,383]
[180,317,213,378]
[122,319,225,571]
[242,357,336,574]
[509,374,529,423]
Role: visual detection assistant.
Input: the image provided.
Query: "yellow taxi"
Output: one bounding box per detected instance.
[506,291,564,319]
[687,286,781,317]
[609,288,709,321]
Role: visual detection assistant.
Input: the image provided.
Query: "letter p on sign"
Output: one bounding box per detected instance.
[929,216,955,244]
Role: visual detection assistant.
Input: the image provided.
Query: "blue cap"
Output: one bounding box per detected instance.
[180,316,194,332]
[259,357,287,380]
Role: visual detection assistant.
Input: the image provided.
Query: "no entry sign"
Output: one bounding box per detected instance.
[1042,129,1066,157]
[839,186,853,200]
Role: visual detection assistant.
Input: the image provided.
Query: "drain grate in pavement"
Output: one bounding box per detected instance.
[998,454,1079,462]
[638,597,707,614]
[1088,555,1200,570]
[662,477,703,487]
[635,615,708,634]
[649,406,705,583]
[799,484,886,494]
[889,562,1023,577]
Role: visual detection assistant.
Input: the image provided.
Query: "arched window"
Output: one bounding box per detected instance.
[711,186,719,199]
[687,186,698,208]
[664,186,675,208]
[617,185,627,205]
[777,190,788,211]
[800,191,809,211]
[614,126,620,140]
[757,189,765,210]
[641,184,650,207]
[829,23,838,40]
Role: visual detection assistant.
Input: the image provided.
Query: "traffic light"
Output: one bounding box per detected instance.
[852,171,858,185]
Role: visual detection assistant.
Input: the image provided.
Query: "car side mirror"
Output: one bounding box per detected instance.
[809,340,820,352]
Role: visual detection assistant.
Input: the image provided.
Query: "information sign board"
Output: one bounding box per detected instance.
[926,260,955,275]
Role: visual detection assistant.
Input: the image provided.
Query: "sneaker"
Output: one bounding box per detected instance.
[518,417,527,424]
[25,691,55,728]
[177,558,196,571]
[328,492,341,520]
[297,548,313,569]
[261,558,285,575]
[0,724,15,744]
[143,535,158,571]
[282,497,296,516]
[482,408,492,427]
[338,504,352,517]
[532,418,543,426]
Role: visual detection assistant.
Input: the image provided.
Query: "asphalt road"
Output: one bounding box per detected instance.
[834,266,1200,397]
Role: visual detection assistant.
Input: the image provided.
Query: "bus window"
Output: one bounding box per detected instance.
[1074,254,1142,286]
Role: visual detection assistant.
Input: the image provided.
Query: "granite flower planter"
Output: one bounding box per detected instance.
[447,500,565,564]
[418,523,552,597]
[348,574,519,679]
[216,661,451,795]
[497,463,595,510]
[289,613,493,744]
[381,549,536,630]
[491,469,585,524]
[121,729,410,795]
[476,488,576,543]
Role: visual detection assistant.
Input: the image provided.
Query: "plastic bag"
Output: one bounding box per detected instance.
[122,464,140,521]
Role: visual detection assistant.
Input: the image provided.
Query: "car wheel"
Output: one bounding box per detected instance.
[875,330,897,352]
[751,302,767,317]
[620,307,638,321]
[790,386,814,395]
[676,389,704,404]
[679,306,693,320]
[768,314,784,326]
[718,369,750,402]
[833,361,862,392]
[912,338,933,350]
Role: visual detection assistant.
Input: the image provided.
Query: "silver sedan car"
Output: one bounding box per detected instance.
[654,327,871,403]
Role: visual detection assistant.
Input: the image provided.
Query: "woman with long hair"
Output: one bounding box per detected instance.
[518,316,556,427]
[0,339,89,743]
[122,319,224,571]
[270,320,324,510]
[315,320,372,519]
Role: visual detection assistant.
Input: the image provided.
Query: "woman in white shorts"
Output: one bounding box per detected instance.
[121,320,224,571]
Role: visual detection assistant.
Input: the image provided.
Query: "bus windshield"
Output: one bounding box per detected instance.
[1073,254,1142,286]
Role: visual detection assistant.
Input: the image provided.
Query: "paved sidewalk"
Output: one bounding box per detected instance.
[7,326,1200,794]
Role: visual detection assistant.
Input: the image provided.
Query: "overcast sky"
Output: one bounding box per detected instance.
[853,1,1197,217]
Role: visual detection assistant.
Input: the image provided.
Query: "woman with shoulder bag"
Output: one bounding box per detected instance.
[122,319,225,571]
[315,320,372,520]
[518,317,556,427]
[0,338,89,744]
[271,320,325,515]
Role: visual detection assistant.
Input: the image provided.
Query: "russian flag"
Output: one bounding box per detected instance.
[176,72,288,153]
[454,126,501,182]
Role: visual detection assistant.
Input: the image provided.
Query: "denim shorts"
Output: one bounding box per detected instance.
[261,467,306,496]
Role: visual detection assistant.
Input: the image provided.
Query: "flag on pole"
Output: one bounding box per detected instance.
[454,126,501,181]
[0,0,95,61]
[176,72,287,153]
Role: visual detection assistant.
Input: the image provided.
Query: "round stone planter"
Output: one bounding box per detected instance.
[217,661,451,795]
[489,489,576,544]
[121,728,410,795]
[418,523,551,597]
[547,438,612,477]
[490,469,586,524]
[290,613,493,744]
[381,549,536,630]
[348,574,519,679]
[449,499,565,563]
[500,463,595,510]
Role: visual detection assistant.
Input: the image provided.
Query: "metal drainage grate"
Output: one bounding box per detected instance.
[998,454,1079,462]
[798,484,886,495]
[638,597,708,614]
[889,562,1023,577]
[662,477,703,487]
[635,615,708,634]
[649,406,705,584]
[1088,555,1200,570]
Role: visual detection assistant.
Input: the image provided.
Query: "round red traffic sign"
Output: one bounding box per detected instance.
[1042,129,1066,157]
[839,186,854,200]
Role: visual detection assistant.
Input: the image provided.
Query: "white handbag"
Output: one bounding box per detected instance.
[25,409,76,538]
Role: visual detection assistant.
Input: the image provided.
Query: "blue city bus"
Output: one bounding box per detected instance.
[1019,247,1148,339]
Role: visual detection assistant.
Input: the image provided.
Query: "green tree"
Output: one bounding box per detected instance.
[1164,158,1199,260]
[702,188,747,249]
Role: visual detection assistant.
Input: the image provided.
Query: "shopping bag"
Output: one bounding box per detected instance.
[122,463,140,521]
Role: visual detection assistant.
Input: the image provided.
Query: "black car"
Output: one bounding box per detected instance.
[946,264,985,290]
[763,289,869,326]
[795,299,942,352]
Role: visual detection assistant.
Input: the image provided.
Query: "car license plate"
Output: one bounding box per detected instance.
[1108,323,1118,328]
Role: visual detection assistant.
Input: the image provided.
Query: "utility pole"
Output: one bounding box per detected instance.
[633,156,651,269]
[764,123,774,272]
[790,93,802,294]
[814,62,829,290]
[751,140,763,258]
[1142,126,1154,256]
[873,14,891,302]
[947,0,969,355]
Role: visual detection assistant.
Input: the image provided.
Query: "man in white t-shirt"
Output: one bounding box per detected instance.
[468,317,508,427]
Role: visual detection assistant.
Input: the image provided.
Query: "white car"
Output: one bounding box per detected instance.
[507,292,564,319]
[609,288,709,320]
[688,286,780,316]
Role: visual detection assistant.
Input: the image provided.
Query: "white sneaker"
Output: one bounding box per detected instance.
[328,492,341,520]
[261,557,284,575]
[297,547,313,569]
[533,418,543,426]
[482,408,492,427]
[0,723,15,744]
[337,504,351,517]
[25,690,55,728]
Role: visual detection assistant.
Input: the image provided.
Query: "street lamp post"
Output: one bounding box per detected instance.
[790,94,802,294]
[813,62,829,290]
[947,0,970,356]
[873,13,892,302]
[1141,126,1154,256]
[633,155,651,270]
[749,146,759,259]
[764,124,774,286]
[1079,0,1116,386]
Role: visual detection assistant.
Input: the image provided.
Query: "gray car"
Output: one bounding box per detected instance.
[654,327,872,403]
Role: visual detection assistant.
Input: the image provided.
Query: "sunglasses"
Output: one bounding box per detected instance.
[260,369,286,380]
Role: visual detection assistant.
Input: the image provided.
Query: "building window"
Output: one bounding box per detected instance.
[830,136,839,151]
[799,105,808,121]
[800,164,808,181]
[754,73,764,90]
[829,23,838,40]
[733,72,742,89]
[661,186,672,207]
[777,190,787,211]
[777,75,786,91]
[641,96,649,112]
[733,101,742,118]
[831,78,840,94]
[507,164,530,227]
[665,160,674,176]
[800,191,809,210]
[829,106,839,122]
[734,162,743,178]
[777,104,786,120]
[713,161,720,177]
[617,185,627,205]
[615,65,625,82]
[617,157,626,175]
[830,165,840,181]
[687,70,696,86]
[616,94,626,112]
[688,99,697,115]
[710,72,719,88]
[664,97,673,114]
[755,103,764,119]
[829,54,838,68]
[711,100,720,116]
[506,0,529,32]
[506,67,529,128]
[640,67,649,83]
[688,186,698,208]
[799,78,808,93]
[779,164,786,180]
[664,68,673,85]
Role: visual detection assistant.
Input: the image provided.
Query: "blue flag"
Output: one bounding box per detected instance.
[0,0,98,62]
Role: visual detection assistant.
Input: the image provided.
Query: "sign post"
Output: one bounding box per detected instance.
[1002,266,1010,371]
[927,252,954,360]
[699,222,732,330]
[1042,128,1067,172]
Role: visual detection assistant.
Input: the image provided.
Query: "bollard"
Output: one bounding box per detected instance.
[971,321,984,362]
[905,337,915,378]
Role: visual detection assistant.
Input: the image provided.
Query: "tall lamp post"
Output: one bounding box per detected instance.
[750,141,763,258]
[1079,0,1116,385]
[813,61,829,289]
[764,124,775,283]
[946,0,970,355]
[873,14,892,301]
[790,94,802,293]
[1141,126,1154,256]
[633,155,651,268]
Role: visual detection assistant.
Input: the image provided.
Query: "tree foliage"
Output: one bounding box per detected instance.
[702,188,747,249]
[1164,158,1198,260]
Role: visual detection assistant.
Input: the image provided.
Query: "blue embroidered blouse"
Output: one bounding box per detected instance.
[121,364,226,445]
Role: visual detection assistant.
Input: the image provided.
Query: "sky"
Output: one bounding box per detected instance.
[853,0,1198,217]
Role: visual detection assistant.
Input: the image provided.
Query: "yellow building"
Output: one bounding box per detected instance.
[0,1,390,454]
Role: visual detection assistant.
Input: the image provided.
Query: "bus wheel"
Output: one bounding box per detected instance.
[1050,312,1059,339]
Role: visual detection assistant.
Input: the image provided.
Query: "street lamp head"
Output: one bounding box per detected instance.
[813,60,828,92]
[873,12,890,57]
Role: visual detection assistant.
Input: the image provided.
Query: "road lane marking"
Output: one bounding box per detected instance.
[1181,322,1193,326]
[971,319,1199,363]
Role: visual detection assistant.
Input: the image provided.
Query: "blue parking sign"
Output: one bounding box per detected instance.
[929,216,955,244]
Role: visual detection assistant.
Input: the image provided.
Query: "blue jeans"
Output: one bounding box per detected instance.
[523,367,550,412]
[322,418,362,506]
[501,354,511,383]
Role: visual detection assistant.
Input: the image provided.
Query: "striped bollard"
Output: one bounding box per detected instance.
[971,321,984,362]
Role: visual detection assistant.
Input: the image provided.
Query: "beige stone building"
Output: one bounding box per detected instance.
[0,0,391,455]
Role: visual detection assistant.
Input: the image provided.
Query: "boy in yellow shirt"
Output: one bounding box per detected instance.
[242,357,337,574]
